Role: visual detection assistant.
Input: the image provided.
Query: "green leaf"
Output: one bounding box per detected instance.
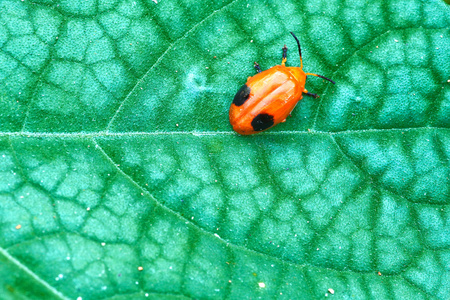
[1,0,450,299]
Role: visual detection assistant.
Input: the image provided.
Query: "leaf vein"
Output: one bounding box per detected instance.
[0,247,70,300]
[104,0,240,132]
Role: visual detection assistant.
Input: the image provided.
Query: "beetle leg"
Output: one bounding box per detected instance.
[254,62,262,73]
[281,45,287,66]
[303,89,319,99]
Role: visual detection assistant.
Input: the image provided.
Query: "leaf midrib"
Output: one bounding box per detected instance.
[0,126,447,138]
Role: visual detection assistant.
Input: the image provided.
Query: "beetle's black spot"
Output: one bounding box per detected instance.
[251,113,274,131]
[233,84,251,106]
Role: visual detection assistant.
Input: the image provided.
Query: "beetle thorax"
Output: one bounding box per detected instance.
[286,67,307,85]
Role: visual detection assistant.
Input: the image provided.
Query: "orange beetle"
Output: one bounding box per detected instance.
[229,32,335,135]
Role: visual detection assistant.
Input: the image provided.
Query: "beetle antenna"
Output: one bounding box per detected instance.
[290,32,303,69]
[305,73,335,84]
[290,32,335,84]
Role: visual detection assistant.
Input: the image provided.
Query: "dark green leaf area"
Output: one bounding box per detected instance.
[316,28,450,132]
[337,129,450,205]
[98,131,449,277]
[109,2,450,134]
[2,134,446,299]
